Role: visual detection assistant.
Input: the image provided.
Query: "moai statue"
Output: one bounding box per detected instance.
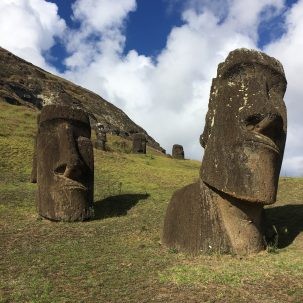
[95,122,107,151]
[172,144,184,159]
[132,133,147,154]
[162,48,287,255]
[31,105,94,221]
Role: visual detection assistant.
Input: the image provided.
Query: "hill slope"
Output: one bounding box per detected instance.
[1,101,303,302]
[0,47,164,152]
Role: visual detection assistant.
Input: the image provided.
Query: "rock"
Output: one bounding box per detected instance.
[163,48,287,255]
[95,123,107,151]
[172,144,184,159]
[132,133,147,154]
[31,105,94,222]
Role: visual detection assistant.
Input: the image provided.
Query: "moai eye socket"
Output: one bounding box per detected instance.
[54,164,67,175]
[245,114,263,131]
[244,113,284,142]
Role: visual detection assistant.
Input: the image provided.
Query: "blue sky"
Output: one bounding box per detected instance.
[46,0,186,69]
[47,0,297,67]
[47,0,185,70]
[0,0,303,176]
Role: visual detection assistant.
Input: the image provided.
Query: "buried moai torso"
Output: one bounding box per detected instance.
[132,133,147,154]
[95,123,107,151]
[172,144,184,160]
[31,105,94,221]
[162,49,287,255]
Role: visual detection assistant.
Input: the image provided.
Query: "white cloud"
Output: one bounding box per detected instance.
[179,0,285,35]
[0,0,302,176]
[0,0,66,70]
[226,0,284,37]
[72,0,136,32]
[64,0,136,69]
[62,0,295,170]
[62,2,257,161]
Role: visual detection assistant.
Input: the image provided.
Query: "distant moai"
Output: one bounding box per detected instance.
[132,133,147,154]
[95,122,107,151]
[31,105,94,221]
[172,144,184,159]
[162,48,287,255]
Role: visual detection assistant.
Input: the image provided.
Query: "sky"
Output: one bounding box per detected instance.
[0,0,302,176]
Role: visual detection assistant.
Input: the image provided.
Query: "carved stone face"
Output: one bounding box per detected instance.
[35,105,94,221]
[201,49,287,204]
[132,133,147,154]
[172,144,184,159]
[95,123,107,150]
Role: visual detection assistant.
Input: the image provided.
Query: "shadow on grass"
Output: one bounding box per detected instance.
[265,203,303,248]
[94,193,149,220]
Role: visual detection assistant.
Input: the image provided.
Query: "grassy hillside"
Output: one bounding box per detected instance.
[0,47,163,152]
[1,101,303,303]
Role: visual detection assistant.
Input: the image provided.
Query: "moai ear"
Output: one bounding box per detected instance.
[200,78,218,148]
[30,113,40,183]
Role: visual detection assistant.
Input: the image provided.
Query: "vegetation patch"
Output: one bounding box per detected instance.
[1,101,303,303]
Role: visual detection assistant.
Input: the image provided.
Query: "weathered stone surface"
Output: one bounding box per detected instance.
[132,133,147,154]
[0,47,164,152]
[163,181,265,255]
[160,148,166,154]
[163,48,287,255]
[31,105,94,221]
[95,123,107,151]
[172,144,184,160]
[201,48,287,204]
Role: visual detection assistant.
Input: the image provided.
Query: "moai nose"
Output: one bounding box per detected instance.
[245,112,284,151]
[254,113,283,140]
[55,122,84,181]
[254,113,275,130]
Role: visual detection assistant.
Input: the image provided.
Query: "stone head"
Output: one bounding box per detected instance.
[95,122,107,150]
[200,49,287,204]
[132,133,147,154]
[172,144,184,159]
[34,105,94,221]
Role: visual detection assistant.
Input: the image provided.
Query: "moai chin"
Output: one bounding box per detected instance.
[132,133,147,154]
[172,144,184,160]
[31,105,94,221]
[95,122,107,151]
[162,48,287,255]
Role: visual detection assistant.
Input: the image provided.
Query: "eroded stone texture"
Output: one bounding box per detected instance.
[95,122,107,151]
[132,133,147,154]
[172,144,184,160]
[162,48,287,255]
[31,105,94,221]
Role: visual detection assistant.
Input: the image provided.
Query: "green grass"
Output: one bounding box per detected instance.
[1,101,303,303]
